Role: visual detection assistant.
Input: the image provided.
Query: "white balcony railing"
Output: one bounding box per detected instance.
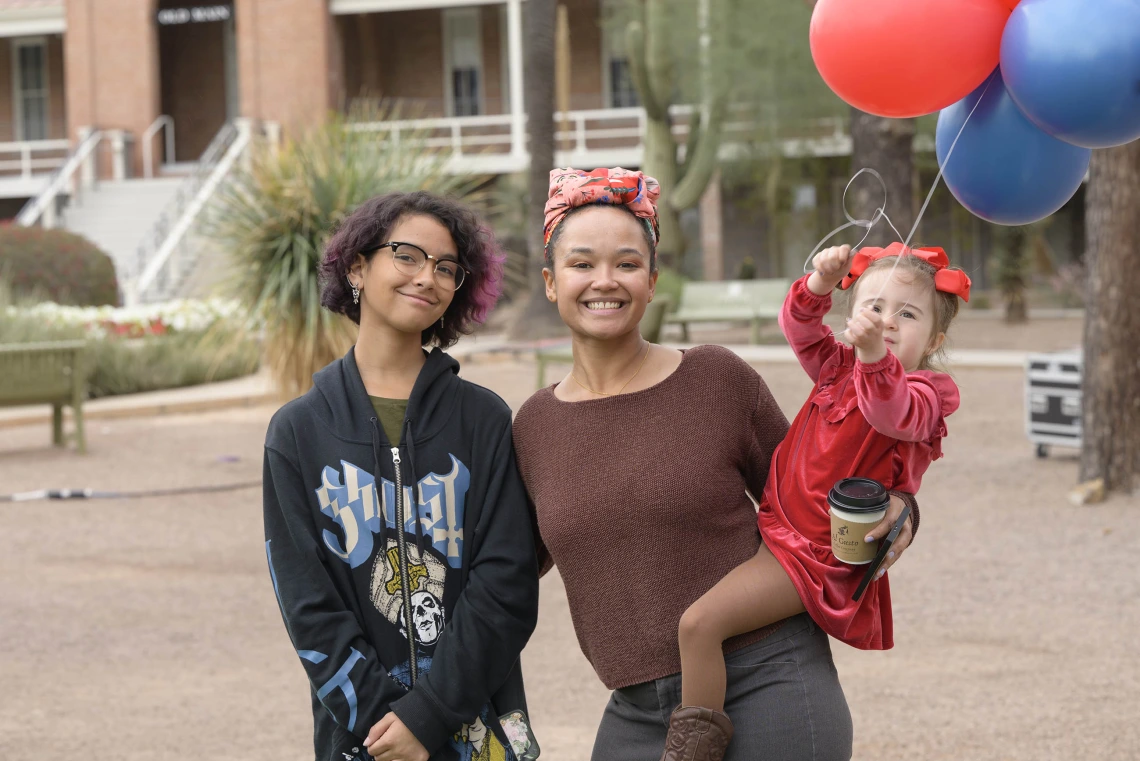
[0,139,70,178]
[13,130,104,227]
[350,106,853,174]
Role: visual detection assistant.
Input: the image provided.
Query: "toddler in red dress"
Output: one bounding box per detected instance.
[660,242,970,760]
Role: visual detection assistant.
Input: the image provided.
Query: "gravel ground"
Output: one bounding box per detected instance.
[1,345,1136,761]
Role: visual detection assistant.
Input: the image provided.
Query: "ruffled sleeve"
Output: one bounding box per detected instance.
[854,355,960,443]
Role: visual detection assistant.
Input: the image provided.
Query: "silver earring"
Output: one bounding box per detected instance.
[439,317,444,328]
[351,284,360,305]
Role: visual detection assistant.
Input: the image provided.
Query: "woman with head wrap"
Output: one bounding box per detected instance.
[513,167,921,761]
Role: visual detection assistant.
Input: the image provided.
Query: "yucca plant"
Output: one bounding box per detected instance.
[205,108,478,397]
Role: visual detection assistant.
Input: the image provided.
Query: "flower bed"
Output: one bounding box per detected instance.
[1,298,262,399]
[7,298,255,340]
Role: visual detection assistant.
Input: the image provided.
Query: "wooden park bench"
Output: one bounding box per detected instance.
[0,340,89,453]
[535,296,671,389]
[665,278,792,344]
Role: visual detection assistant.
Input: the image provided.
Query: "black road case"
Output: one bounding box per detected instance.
[1025,349,1082,458]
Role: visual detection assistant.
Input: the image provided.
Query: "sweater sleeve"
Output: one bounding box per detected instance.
[263,446,408,741]
[743,371,791,501]
[854,354,961,443]
[390,419,540,754]
[779,275,846,384]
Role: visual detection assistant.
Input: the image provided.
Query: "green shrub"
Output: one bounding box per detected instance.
[83,329,260,399]
[0,225,119,306]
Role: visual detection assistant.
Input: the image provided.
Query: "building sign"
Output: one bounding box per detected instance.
[157,5,232,25]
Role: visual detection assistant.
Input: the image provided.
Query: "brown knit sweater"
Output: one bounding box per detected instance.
[513,345,790,690]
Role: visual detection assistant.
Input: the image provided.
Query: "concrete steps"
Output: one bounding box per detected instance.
[62,178,184,279]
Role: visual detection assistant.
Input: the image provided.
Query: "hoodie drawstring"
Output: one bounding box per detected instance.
[404,418,427,559]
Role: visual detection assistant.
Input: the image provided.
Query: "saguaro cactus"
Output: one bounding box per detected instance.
[626,0,727,268]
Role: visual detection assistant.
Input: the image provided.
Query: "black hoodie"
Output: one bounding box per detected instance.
[263,347,540,761]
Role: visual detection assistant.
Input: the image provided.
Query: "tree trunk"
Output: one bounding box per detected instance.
[508,0,565,340]
[1079,141,1140,494]
[848,108,916,248]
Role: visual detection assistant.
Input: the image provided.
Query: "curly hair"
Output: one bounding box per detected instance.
[320,191,505,348]
[544,204,657,271]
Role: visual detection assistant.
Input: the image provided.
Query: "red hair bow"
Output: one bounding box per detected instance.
[839,242,971,303]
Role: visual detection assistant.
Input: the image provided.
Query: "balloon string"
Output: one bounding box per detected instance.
[802,71,997,337]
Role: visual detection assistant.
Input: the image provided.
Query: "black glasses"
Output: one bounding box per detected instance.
[376,241,467,291]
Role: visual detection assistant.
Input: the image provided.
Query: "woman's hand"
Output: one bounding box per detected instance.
[365,713,429,761]
[862,493,913,581]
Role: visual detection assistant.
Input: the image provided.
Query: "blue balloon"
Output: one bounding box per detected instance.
[936,71,1091,226]
[1001,0,1140,149]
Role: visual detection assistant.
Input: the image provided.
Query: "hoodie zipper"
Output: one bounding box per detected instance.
[390,446,419,684]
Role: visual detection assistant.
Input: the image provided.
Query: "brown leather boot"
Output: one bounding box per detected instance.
[659,706,734,761]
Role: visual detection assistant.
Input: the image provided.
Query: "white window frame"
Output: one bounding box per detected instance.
[442,6,484,117]
[11,36,50,141]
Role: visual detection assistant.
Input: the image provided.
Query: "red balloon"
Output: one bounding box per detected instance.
[810,0,1010,118]
[999,0,1020,8]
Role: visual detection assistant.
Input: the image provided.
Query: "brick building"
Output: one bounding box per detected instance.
[4,1,996,303]
[0,0,677,299]
[0,0,653,183]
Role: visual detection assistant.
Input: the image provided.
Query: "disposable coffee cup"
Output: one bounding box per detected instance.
[828,478,890,565]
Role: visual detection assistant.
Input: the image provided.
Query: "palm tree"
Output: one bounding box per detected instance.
[508,0,564,340]
[792,0,916,255]
[848,109,916,247]
[994,225,1029,324]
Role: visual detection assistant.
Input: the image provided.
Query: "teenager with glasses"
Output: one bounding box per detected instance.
[262,191,541,761]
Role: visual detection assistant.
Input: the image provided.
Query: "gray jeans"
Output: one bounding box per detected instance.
[590,614,853,761]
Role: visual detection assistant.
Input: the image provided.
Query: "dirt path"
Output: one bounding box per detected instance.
[1,356,1135,760]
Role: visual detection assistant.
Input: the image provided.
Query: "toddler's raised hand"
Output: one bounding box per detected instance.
[847,308,888,365]
[807,245,854,296]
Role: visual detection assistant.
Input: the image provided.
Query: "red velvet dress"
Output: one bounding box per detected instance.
[758,277,960,649]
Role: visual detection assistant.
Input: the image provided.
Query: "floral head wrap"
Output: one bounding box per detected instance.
[543,167,661,250]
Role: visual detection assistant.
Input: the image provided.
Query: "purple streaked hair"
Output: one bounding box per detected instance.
[319,191,505,348]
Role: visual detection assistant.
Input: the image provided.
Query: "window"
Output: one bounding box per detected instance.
[608,58,639,108]
[452,69,480,117]
[601,1,639,109]
[13,39,49,141]
[443,8,482,117]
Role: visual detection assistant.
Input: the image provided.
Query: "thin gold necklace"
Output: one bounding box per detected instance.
[571,342,652,397]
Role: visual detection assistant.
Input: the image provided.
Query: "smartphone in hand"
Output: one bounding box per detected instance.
[852,504,910,602]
